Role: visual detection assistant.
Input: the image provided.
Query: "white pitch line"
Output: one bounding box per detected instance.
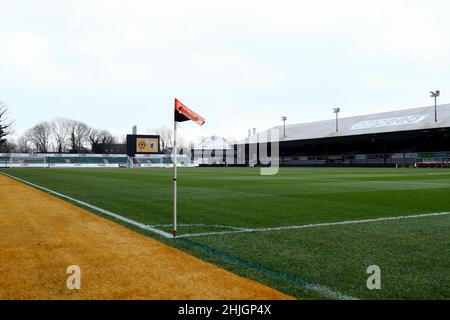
[149,223,252,231]
[305,283,358,301]
[176,211,450,238]
[2,172,173,239]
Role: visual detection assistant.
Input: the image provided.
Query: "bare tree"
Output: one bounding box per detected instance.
[68,120,91,153]
[51,118,71,153]
[176,137,196,156]
[16,136,32,153]
[150,126,172,152]
[0,102,14,150]
[108,134,127,154]
[176,136,189,153]
[89,129,116,154]
[117,135,127,145]
[0,140,17,153]
[186,139,196,151]
[24,121,52,153]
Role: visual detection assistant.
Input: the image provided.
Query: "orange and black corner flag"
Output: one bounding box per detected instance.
[174,98,205,126]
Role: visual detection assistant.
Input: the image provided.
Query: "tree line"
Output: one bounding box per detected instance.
[0,102,14,152]
[1,102,201,154]
[21,118,121,154]
[0,102,123,154]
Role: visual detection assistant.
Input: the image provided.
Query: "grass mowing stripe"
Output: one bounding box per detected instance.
[176,211,450,238]
[1,172,173,239]
[177,238,359,300]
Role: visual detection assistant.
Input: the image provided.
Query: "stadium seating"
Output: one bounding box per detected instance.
[163,157,173,164]
[136,157,173,165]
[106,157,128,164]
[1,154,190,168]
[71,157,103,164]
[23,159,46,164]
[46,156,127,165]
[46,157,70,164]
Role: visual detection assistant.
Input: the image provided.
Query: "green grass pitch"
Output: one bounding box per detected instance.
[2,167,450,299]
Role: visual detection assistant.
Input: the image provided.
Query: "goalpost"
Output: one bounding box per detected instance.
[8,154,47,167]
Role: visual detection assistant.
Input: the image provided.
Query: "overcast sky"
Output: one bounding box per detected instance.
[1,0,450,142]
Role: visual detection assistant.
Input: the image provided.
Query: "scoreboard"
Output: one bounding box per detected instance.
[126,135,161,156]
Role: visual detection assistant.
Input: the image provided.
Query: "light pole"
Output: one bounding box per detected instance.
[333,108,341,132]
[430,90,440,122]
[281,116,287,138]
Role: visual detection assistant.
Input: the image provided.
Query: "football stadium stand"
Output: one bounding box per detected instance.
[194,104,450,168]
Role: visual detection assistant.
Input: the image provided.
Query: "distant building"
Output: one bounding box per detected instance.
[191,136,234,165]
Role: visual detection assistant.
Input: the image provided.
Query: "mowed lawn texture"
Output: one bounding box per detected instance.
[1,167,450,299]
[0,174,291,300]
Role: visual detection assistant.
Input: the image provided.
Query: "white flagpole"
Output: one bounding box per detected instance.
[173,118,177,238]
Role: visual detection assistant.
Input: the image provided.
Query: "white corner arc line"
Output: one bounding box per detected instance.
[176,211,450,238]
[2,172,173,239]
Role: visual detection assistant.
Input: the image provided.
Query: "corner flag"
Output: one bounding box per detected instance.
[173,99,205,238]
[175,98,205,126]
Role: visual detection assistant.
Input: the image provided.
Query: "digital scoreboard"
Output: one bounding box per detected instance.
[126,135,161,156]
